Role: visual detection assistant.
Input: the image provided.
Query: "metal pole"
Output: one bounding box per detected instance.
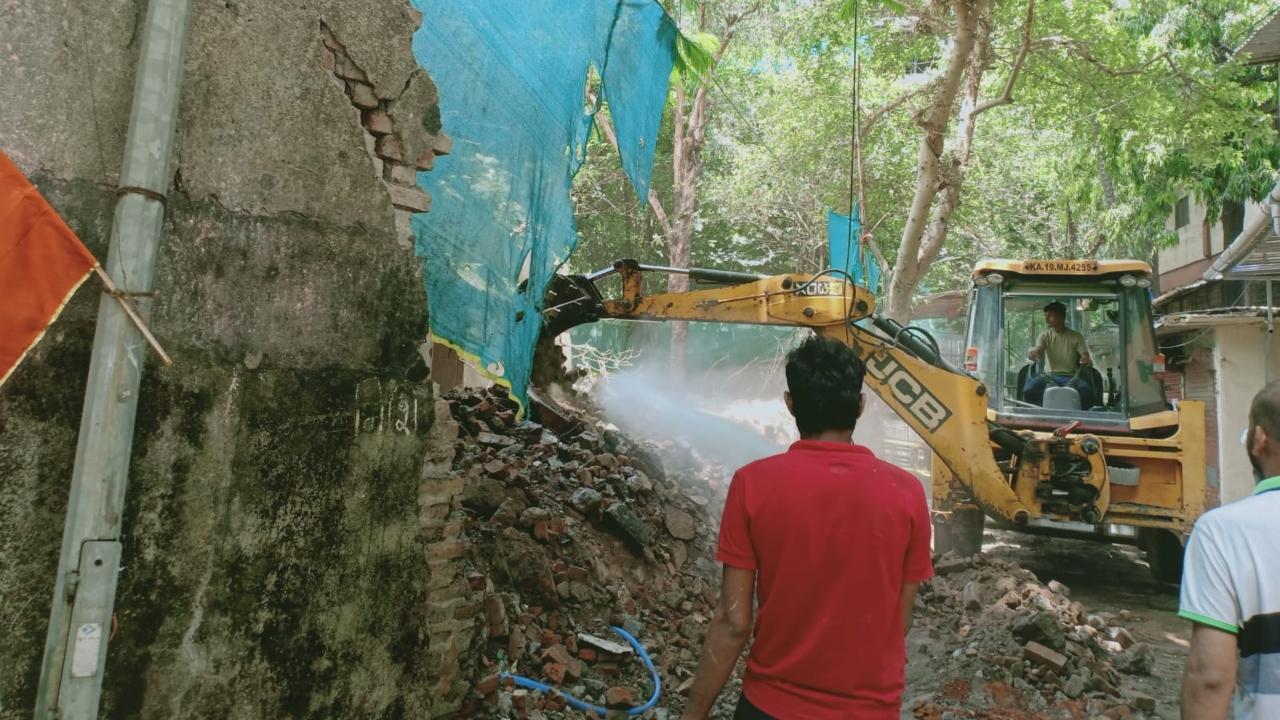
[34,1,192,717]
[1267,280,1274,384]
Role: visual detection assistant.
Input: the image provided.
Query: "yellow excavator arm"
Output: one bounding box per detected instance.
[544,259,1050,527]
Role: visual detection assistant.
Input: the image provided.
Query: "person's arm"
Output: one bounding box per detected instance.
[900,582,921,634]
[1181,623,1238,719]
[680,566,756,720]
[901,477,933,635]
[1028,331,1045,361]
[1178,519,1241,719]
[1076,333,1092,365]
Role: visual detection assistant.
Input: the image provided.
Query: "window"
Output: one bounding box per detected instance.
[1174,196,1190,230]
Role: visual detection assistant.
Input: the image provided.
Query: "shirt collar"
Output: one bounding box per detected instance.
[1254,476,1280,495]
[790,439,873,455]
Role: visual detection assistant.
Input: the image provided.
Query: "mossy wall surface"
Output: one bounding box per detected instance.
[0,2,449,717]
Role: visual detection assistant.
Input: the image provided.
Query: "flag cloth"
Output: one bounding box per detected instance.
[0,150,98,387]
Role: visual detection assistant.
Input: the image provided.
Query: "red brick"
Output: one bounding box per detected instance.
[387,184,430,213]
[541,644,582,678]
[467,572,486,592]
[567,565,589,582]
[578,648,597,662]
[475,674,500,696]
[605,687,636,708]
[376,135,405,163]
[415,149,435,171]
[433,131,453,156]
[1023,641,1068,674]
[542,661,566,684]
[347,81,378,110]
[485,596,508,638]
[363,109,393,135]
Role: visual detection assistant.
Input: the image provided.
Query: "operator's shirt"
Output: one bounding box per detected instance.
[1179,477,1280,720]
[1035,327,1088,374]
[716,440,934,719]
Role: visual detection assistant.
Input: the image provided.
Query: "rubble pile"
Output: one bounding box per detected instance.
[441,387,728,718]
[909,553,1158,720]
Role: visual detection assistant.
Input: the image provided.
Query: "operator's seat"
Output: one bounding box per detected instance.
[1016,360,1104,410]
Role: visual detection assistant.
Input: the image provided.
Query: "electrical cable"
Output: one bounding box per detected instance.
[498,626,661,716]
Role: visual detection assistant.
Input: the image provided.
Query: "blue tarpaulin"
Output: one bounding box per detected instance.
[409,1,676,412]
[827,208,880,293]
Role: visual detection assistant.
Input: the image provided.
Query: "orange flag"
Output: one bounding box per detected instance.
[0,150,98,387]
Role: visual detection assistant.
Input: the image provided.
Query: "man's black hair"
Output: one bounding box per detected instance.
[1250,380,1280,441]
[784,334,866,436]
[1044,301,1067,316]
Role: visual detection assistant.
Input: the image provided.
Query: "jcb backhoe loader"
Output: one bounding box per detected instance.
[544,258,1206,583]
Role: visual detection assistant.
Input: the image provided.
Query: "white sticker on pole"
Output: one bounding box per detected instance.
[70,623,103,678]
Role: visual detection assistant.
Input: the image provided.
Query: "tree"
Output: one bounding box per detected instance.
[572,0,1280,329]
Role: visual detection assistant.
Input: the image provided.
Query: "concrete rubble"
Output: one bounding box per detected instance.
[908,554,1159,720]
[435,387,1163,720]
[438,386,725,718]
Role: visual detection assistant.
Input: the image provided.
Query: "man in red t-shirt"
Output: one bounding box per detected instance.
[679,334,934,719]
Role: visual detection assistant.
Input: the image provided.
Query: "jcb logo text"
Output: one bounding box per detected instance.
[865,352,952,433]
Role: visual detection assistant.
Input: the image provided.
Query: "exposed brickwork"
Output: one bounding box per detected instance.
[321,22,451,248]
[418,394,481,717]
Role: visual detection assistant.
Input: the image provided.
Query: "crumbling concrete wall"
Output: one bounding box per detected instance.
[0,1,462,717]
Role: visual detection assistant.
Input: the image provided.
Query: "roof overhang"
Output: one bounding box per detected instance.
[1156,308,1273,334]
[1234,9,1280,65]
[1153,279,1209,309]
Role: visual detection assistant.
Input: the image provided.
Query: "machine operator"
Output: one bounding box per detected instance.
[1024,301,1094,408]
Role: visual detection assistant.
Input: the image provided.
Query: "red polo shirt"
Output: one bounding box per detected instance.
[716,440,933,719]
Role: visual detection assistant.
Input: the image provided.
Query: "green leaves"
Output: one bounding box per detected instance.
[572,0,1280,302]
[838,0,906,21]
[672,30,720,86]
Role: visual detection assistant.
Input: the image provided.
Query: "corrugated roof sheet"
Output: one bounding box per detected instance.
[1225,234,1280,278]
[1234,9,1280,65]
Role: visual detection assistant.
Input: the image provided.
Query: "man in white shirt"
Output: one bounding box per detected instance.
[1180,381,1280,719]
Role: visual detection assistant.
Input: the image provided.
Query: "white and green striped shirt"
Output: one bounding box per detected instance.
[1180,476,1280,720]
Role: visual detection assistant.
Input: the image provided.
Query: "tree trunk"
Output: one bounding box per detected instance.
[884,0,985,321]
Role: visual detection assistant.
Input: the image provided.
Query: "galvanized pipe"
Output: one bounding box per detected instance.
[34,1,192,717]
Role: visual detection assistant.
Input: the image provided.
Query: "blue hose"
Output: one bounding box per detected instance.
[499,625,661,716]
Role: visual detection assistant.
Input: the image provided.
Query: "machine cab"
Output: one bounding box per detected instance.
[963,259,1168,430]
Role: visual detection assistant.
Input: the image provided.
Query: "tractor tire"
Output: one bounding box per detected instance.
[1144,529,1185,585]
[934,508,985,557]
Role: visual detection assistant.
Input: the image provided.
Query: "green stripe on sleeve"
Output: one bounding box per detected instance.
[1178,609,1239,634]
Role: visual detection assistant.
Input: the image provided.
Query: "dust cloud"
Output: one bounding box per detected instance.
[593,365,794,474]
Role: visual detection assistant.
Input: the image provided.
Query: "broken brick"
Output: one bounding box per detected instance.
[541,645,582,679]
[347,81,378,110]
[475,674,500,696]
[387,184,430,213]
[1023,641,1069,674]
[362,108,393,135]
[432,131,453,156]
[376,134,405,163]
[605,687,636,709]
[542,661,566,685]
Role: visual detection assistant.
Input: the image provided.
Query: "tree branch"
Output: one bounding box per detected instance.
[859,79,940,142]
[648,189,674,238]
[589,90,674,238]
[1033,36,1164,77]
[972,0,1035,117]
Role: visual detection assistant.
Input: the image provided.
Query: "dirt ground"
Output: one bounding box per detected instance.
[902,528,1189,719]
